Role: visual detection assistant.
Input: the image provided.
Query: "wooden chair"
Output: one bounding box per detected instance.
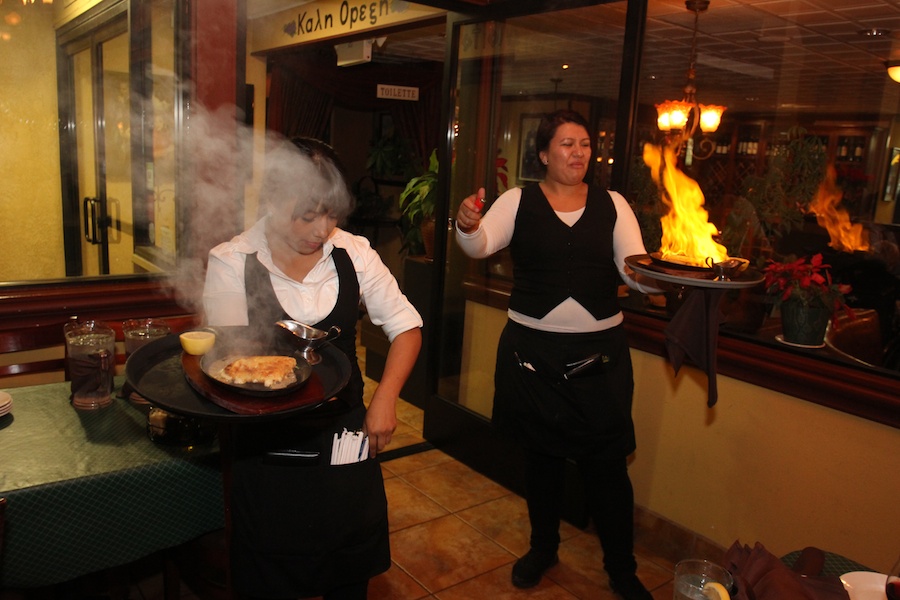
[0,322,69,385]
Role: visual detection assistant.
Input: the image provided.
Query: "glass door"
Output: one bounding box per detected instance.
[65,18,132,276]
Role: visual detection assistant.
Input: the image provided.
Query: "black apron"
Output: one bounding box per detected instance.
[229,248,389,599]
[493,319,637,460]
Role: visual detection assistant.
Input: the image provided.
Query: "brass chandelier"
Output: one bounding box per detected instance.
[655,0,726,161]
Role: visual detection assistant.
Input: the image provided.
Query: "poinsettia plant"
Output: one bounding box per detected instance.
[763,253,854,318]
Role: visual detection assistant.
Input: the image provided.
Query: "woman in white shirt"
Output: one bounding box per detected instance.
[455,110,659,600]
[203,138,422,600]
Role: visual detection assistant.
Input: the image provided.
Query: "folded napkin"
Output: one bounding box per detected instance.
[664,288,726,406]
[723,541,850,600]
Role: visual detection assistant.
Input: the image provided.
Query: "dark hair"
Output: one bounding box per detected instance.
[290,137,349,181]
[261,136,355,223]
[534,109,592,171]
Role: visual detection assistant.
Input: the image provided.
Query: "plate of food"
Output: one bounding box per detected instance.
[200,350,313,396]
[840,571,888,600]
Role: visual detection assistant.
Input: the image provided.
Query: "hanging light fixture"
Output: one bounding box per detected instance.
[886,60,900,83]
[655,0,726,159]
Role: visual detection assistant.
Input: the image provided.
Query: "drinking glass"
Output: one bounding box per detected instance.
[673,559,734,600]
[887,553,900,600]
[122,318,170,406]
[64,319,116,410]
[123,318,171,357]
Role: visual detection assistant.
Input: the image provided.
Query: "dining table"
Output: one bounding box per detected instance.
[0,376,225,589]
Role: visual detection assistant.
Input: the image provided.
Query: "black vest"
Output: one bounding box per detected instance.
[244,247,363,409]
[508,184,620,320]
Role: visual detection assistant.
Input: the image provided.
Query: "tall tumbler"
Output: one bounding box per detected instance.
[64,319,116,410]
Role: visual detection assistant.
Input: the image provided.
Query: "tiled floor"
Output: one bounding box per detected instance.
[3,371,678,600]
[128,372,675,600]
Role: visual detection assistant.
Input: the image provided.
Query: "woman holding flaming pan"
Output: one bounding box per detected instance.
[455,109,662,599]
[202,137,422,600]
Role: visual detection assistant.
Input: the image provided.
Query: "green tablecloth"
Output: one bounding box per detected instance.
[0,379,224,589]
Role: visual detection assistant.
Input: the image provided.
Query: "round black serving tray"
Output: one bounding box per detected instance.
[125,327,351,421]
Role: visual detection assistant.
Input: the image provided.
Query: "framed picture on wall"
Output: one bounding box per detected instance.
[518,114,543,182]
[883,147,900,203]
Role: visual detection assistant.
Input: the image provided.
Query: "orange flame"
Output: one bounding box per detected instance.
[643,143,729,267]
[808,164,869,253]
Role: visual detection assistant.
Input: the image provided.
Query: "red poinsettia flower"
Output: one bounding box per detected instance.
[763,253,855,324]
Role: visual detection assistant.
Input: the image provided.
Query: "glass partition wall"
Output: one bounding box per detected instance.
[434,0,900,432]
[436,3,630,418]
[2,0,183,281]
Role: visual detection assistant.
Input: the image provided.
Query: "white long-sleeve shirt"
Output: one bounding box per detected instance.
[456,186,661,333]
[203,217,422,342]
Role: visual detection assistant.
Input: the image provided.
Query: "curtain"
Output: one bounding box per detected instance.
[266,47,442,167]
[267,62,333,140]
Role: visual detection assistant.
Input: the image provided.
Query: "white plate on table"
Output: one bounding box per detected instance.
[841,571,887,600]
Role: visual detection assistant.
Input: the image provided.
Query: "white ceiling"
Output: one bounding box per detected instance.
[249,0,900,118]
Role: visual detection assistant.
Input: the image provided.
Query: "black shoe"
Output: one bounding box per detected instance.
[511,549,559,589]
[609,573,653,600]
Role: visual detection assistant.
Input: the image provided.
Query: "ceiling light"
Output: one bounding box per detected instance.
[655,0,725,160]
[887,60,900,83]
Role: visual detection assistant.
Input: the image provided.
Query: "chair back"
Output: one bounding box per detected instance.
[0,314,199,388]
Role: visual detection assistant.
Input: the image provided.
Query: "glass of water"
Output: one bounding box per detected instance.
[123,318,171,357]
[674,559,734,600]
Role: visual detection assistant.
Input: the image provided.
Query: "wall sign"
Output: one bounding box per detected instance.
[250,0,444,55]
[376,84,419,101]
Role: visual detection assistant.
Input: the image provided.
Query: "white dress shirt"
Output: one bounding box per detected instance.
[203,217,423,342]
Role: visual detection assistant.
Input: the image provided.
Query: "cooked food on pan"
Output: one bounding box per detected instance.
[218,355,298,388]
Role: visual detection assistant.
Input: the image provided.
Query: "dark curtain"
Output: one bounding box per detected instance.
[267,61,333,140]
[266,47,443,167]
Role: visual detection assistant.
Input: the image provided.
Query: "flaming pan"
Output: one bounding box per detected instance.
[125,327,351,421]
[626,254,764,289]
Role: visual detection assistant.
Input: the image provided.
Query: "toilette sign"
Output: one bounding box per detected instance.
[250,0,444,54]
[377,84,419,101]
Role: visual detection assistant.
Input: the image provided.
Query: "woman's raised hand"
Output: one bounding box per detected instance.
[456,187,486,234]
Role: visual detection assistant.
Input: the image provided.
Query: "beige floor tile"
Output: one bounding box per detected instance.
[389,514,515,593]
[396,400,424,431]
[384,429,426,453]
[635,554,678,595]
[434,564,579,599]
[400,459,511,512]
[454,493,532,557]
[455,493,584,558]
[368,562,431,600]
[385,476,450,532]
[381,448,455,476]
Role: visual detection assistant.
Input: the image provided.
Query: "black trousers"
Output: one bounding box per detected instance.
[524,447,638,578]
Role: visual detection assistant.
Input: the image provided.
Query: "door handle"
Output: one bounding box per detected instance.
[83,196,100,244]
[83,197,115,245]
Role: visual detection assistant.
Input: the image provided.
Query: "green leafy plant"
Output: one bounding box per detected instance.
[365,134,416,180]
[737,126,827,251]
[398,149,439,254]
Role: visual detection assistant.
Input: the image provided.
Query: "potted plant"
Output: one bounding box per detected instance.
[763,253,853,347]
[731,126,828,259]
[398,149,438,257]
